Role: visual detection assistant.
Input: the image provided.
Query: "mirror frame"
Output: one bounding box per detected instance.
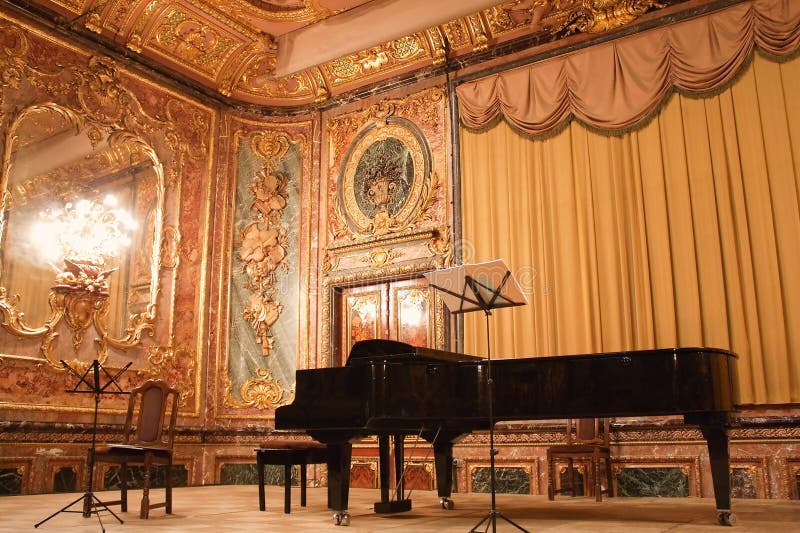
[0,102,165,367]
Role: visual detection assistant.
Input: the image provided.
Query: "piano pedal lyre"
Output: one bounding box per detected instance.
[440,497,454,510]
[333,511,350,526]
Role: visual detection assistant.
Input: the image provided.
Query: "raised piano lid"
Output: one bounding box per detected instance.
[346,339,484,366]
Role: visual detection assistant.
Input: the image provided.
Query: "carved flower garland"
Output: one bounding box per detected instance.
[239,166,289,356]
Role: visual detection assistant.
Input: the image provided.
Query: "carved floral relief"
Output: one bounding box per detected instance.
[219,118,311,414]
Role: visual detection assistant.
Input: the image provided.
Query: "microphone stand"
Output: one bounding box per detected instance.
[35,359,131,532]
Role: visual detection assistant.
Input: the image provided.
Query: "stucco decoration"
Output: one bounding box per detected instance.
[0,15,213,414]
[337,117,434,238]
[225,129,303,410]
[319,86,452,366]
[20,0,668,106]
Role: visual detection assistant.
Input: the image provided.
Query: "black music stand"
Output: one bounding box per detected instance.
[425,260,528,533]
[35,359,131,532]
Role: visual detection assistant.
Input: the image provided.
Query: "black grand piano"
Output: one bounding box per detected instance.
[275,339,738,525]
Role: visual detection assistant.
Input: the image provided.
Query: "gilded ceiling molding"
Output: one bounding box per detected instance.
[441,19,473,49]
[233,0,330,23]
[466,12,491,51]
[18,1,670,105]
[543,0,665,34]
[425,27,449,66]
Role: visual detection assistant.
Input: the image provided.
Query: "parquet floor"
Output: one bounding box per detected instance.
[1,484,797,532]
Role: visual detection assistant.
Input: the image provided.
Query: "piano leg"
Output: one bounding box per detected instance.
[325,442,352,525]
[433,435,456,510]
[378,435,390,504]
[374,434,412,513]
[690,415,735,526]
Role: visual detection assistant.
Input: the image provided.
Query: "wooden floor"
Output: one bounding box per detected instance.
[3,484,797,532]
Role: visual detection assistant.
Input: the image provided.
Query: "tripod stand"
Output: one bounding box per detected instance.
[425,260,528,533]
[35,359,131,532]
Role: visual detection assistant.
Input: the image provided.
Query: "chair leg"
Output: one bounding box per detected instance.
[300,461,307,507]
[120,463,128,513]
[593,453,602,502]
[257,452,266,511]
[141,455,152,519]
[605,456,614,498]
[284,463,292,514]
[165,461,173,514]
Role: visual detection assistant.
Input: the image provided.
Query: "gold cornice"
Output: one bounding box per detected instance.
[328,230,438,255]
[15,0,673,106]
[231,0,331,23]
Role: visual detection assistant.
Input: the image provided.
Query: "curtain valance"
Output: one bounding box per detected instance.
[456,0,800,135]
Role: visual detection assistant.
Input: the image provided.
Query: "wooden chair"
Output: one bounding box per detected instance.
[91,379,179,518]
[255,439,327,513]
[547,418,613,502]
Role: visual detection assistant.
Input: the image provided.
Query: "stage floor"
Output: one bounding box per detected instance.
[3,485,797,532]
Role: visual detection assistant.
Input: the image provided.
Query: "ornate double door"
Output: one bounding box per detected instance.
[335,276,443,491]
[336,277,437,364]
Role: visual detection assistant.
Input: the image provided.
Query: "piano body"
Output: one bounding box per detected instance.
[274,339,739,525]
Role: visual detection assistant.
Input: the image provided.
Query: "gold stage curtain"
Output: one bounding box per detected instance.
[460,53,800,405]
[457,0,800,135]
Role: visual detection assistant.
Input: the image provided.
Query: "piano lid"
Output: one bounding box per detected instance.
[346,339,484,366]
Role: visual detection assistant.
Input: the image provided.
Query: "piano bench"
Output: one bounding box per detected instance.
[255,440,327,514]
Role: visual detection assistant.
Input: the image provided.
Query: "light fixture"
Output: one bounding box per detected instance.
[30,194,137,293]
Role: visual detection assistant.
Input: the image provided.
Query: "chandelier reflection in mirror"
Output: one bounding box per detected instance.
[32,195,137,295]
[0,103,166,369]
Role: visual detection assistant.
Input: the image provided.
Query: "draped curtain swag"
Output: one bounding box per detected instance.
[457,0,800,404]
[456,0,800,135]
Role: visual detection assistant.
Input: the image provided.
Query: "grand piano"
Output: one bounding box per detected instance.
[275,339,739,526]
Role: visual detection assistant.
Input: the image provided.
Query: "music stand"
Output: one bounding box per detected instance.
[35,359,131,532]
[425,260,528,533]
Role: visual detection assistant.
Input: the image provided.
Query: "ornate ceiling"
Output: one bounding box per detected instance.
[14,0,675,107]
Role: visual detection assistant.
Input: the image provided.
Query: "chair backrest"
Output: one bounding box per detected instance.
[566,418,610,446]
[122,379,179,449]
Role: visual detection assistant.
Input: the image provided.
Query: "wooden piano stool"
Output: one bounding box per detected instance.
[255,440,327,513]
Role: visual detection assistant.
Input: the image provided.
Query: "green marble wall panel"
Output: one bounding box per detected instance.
[471,467,530,494]
[220,463,295,486]
[616,467,689,497]
[228,140,301,406]
[730,467,756,499]
[53,467,77,493]
[0,467,22,495]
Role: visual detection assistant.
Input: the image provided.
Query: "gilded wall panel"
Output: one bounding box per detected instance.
[319,84,453,365]
[212,114,313,420]
[0,10,214,419]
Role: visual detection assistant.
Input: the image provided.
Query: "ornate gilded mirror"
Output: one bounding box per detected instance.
[0,103,164,366]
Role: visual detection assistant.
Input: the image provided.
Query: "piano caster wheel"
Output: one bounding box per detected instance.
[717,511,735,526]
[333,511,351,526]
[440,497,454,510]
